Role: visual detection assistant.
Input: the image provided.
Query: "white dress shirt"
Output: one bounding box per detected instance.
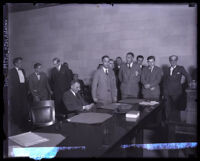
[15,67,25,83]
[149,66,154,73]
[127,62,133,68]
[102,67,108,74]
[71,89,86,110]
[57,64,61,71]
[35,72,40,80]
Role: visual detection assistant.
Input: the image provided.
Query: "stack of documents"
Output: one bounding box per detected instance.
[126,110,140,118]
[125,110,140,122]
[139,101,159,106]
[9,132,49,147]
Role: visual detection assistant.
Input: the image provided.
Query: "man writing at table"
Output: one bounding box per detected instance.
[63,80,94,113]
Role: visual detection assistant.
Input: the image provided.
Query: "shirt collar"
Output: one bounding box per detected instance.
[171,65,176,69]
[149,66,154,70]
[15,67,19,71]
[57,64,61,71]
[70,89,76,96]
[127,62,133,67]
[102,66,108,73]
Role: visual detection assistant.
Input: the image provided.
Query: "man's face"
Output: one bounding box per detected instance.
[137,58,144,65]
[71,82,80,94]
[116,58,122,65]
[147,59,155,68]
[15,60,22,68]
[102,57,110,68]
[169,59,177,67]
[126,54,133,64]
[35,65,42,73]
[53,60,60,67]
[109,60,114,69]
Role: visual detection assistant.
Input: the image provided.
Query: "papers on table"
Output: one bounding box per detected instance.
[99,103,132,112]
[119,99,145,104]
[8,132,49,147]
[67,112,112,124]
[139,101,159,106]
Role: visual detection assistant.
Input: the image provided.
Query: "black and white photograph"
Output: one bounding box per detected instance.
[3,3,197,158]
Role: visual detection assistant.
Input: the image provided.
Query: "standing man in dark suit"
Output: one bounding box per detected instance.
[136,55,145,98]
[8,57,30,135]
[141,56,163,100]
[114,57,123,100]
[163,55,191,156]
[136,55,145,69]
[92,55,117,105]
[119,52,141,99]
[28,63,53,102]
[50,58,73,115]
[63,80,94,113]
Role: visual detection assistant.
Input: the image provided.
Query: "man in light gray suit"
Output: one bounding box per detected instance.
[92,55,117,105]
[119,52,141,99]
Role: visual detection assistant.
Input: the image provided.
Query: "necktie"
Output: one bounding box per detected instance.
[128,64,130,69]
[170,67,174,76]
[105,69,108,75]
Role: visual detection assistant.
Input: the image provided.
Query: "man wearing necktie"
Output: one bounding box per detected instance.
[8,57,30,136]
[119,52,141,99]
[28,63,53,102]
[92,55,117,105]
[141,56,163,100]
[162,55,192,157]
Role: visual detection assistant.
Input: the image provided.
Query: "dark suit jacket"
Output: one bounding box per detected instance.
[8,67,29,126]
[163,65,191,96]
[141,66,163,99]
[8,68,28,100]
[50,64,73,93]
[28,72,51,100]
[63,90,87,112]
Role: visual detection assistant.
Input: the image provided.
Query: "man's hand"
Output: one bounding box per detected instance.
[144,84,150,89]
[135,71,139,76]
[150,87,155,91]
[113,97,117,103]
[50,90,53,95]
[84,103,94,110]
[93,98,98,102]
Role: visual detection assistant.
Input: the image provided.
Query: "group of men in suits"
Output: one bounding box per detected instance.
[90,53,192,131]
[8,53,192,138]
[8,57,74,135]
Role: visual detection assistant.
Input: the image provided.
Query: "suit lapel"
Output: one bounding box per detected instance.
[14,68,20,83]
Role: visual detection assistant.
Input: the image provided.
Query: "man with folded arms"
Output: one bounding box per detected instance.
[141,56,163,101]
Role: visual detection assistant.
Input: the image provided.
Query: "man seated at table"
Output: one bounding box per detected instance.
[63,80,94,114]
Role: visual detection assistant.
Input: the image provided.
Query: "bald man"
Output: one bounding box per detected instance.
[163,55,191,148]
